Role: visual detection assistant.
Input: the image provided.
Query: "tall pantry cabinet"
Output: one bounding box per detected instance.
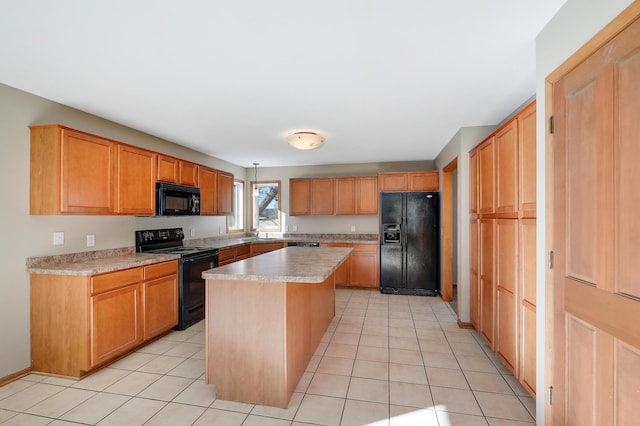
[469,101,536,398]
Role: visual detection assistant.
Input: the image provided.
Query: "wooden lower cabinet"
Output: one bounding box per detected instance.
[349,244,378,288]
[319,243,377,288]
[469,220,480,329]
[321,243,350,286]
[31,260,178,378]
[495,219,518,374]
[250,242,285,257]
[519,219,537,396]
[91,284,143,367]
[479,219,495,347]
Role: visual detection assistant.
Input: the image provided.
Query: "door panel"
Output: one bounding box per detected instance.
[552,16,640,425]
[565,315,597,426]
[615,48,640,298]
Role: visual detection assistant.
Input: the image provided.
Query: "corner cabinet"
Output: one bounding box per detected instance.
[31,260,178,378]
[469,100,537,397]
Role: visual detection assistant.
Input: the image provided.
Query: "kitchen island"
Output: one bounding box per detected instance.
[202,246,352,408]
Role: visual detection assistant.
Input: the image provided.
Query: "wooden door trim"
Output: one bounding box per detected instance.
[441,158,458,305]
[545,4,640,424]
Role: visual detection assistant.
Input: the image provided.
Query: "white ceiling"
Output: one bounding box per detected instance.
[0,1,565,168]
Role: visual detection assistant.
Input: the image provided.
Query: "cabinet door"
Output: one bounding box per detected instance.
[356,176,378,215]
[478,137,495,214]
[199,167,217,215]
[349,244,378,288]
[409,171,439,191]
[217,171,234,215]
[322,243,350,285]
[117,144,156,215]
[378,172,407,192]
[334,177,356,215]
[495,219,518,373]
[519,102,537,216]
[157,154,179,183]
[470,219,480,329]
[496,121,519,213]
[179,161,199,186]
[290,178,311,216]
[469,150,479,214]
[479,219,495,347]
[144,275,178,340]
[311,178,334,215]
[61,129,116,214]
[90,284,143,367]
[520,218,536,395]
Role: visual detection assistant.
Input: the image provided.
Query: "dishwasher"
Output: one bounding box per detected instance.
[287,242,320,247]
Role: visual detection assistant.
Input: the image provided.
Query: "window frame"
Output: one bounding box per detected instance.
[250,180,281,232]
[226,179,245,234]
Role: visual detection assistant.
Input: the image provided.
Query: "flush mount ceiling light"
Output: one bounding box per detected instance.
[286,131,325,150]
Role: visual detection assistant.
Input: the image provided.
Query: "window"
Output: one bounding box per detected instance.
[251,181,281,231]
[227,179,244,233]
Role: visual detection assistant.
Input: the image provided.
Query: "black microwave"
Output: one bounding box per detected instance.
[156,182,200,216]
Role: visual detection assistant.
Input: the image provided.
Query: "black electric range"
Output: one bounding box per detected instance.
[135,228,218,330]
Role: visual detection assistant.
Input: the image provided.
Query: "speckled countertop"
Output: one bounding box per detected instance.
[26,248,180,276]
[26,233,377,276]
[202,247,353,283]
[187,233,378,250]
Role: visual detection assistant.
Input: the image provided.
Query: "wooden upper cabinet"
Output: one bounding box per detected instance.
[519,102,536,216]
[379,171,439,192]
[334,177,356,215]
[290,178,311,216]
[409,171,439,191]
[311,178,334,215]
[117,144,156,215]
[199,166,217,215]
[478,137,495,214]
[469,150,479,214]
[216,171,234,216]
[179,161,198,186]
[157,154,179,183]
[495,120,519,213]
[378,172,408,191]
[157,156,198,186]
[356,176,378,215]
[291,176,378,216]
[30,125,117,215]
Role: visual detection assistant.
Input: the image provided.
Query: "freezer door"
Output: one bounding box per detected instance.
[405,192,439,291]
[380,192,405,289]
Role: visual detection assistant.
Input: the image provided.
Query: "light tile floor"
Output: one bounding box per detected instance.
[0,288,536,425]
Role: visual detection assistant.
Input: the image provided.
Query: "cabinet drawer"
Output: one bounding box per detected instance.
[91,267,143,295]
[236,244,251,256]
[251,242,283,255]
[219,248,236,262]
[145,260,178,281]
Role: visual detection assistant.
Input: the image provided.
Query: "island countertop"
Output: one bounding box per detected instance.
[202,246,352,283]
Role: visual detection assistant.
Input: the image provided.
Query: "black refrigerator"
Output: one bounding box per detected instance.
[380,192,439,296]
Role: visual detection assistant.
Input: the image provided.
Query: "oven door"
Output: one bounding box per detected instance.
[179,251,218,329]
